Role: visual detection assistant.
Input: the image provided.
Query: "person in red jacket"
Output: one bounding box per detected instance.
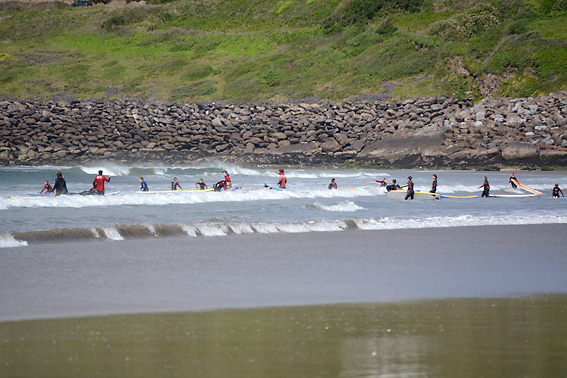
[93,170,111,195]
[277,169,287,189]
[39,179,53,194]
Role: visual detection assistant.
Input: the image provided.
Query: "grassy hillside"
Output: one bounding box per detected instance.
[1,0,566,102]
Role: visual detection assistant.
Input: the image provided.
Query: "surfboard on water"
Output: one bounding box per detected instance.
[440,194,480,199]
[264,184,286,191]
[13,191,122,199]
[136,188,214,194]
[489,193,538,198]
[385,190,441,200]
[338,185,372,191]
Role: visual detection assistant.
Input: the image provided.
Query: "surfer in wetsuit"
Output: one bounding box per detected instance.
[222,171,232,189]
[213,181,226,192]
[430,174,438,193]
[386,179,400,192]
[39,180,53,194]
[374,178,388,187]
[93,170,111,195]
[328,178,337,190]
[509,173,518,189]
[171,177,182,191]
[277,169,287,189]
[479,176,490,197]
[195,178,208,190]
[53,171,68,196]
[405,176,415,200]
[552,184,564,198]
[139,177,149,192]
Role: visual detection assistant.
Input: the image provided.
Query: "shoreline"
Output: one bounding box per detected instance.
[2,223,566,322]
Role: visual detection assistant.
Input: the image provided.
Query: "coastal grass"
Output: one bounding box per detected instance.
[0,0,566,102]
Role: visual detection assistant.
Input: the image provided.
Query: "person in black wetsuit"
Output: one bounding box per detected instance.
[509,173,518,189]
[552,184,564,198]
[53,171,68,196]
[405,176,415,200]
[195,178,208,190]
[213,181,226,192]
[386,179,400,192]
[430,174,438,193]
[479,176,490,197]
[374,178,388,187]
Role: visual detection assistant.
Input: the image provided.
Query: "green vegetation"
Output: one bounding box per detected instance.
[0,0,566,102]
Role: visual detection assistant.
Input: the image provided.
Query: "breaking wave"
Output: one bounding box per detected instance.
[3,214,566,248]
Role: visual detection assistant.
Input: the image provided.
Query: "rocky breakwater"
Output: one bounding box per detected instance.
[1,91,566,168]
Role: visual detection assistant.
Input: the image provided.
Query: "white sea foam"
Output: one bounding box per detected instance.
[0,233,28,248]
[79,165,132,177]
[196,223,229,236]
[103,227,124,241]
[313,201,365,212]
[182,225,199,237]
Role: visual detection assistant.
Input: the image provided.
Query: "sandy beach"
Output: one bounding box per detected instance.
[2,224,566,322]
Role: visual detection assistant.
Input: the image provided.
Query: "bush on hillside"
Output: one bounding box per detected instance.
[323,0,423,34]
[428,3,500,40]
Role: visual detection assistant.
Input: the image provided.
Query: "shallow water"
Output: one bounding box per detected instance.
[2,296,566,378]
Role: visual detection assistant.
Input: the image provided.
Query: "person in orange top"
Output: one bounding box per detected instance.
[277,169,287,189]
[93,170,111,195]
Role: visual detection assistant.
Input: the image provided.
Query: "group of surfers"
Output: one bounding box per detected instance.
[371,172,564,199]
[39,170,111,196]
[39,169,564,199]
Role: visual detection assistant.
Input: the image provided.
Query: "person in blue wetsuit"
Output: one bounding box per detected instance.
[139,177,149,192]
[328,178,337,190]
[479,176,490,197]
[405,176,415,200]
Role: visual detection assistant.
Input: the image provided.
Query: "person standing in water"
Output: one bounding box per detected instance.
[93,170,111,195]
[277,169,287,189]
[39,180,53,194]
[195,178,208,190]
[328,178,337,190]
[430,174,438,193]
[222,171,232,190]
[139,177,149,192]
[552,184,564,198]
[53,171,68,196]
[171,177,182,191]
[479,176,490,197]
[405,176,415,200]
[509,173,518,189]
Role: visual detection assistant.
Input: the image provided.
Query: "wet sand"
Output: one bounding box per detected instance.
[1,224,566,321]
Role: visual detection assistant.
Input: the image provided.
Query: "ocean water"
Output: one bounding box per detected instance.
[1,163,566,248]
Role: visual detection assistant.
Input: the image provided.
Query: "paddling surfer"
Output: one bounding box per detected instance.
[93,170,111,195]
[479,176,490,198]
[405,176,415,200]
[431,174,438,193]
[509,173,518,189]
[328,178,337,190]
[552,184,564,198]
[39,180,53,194]
[53,171,68,196]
